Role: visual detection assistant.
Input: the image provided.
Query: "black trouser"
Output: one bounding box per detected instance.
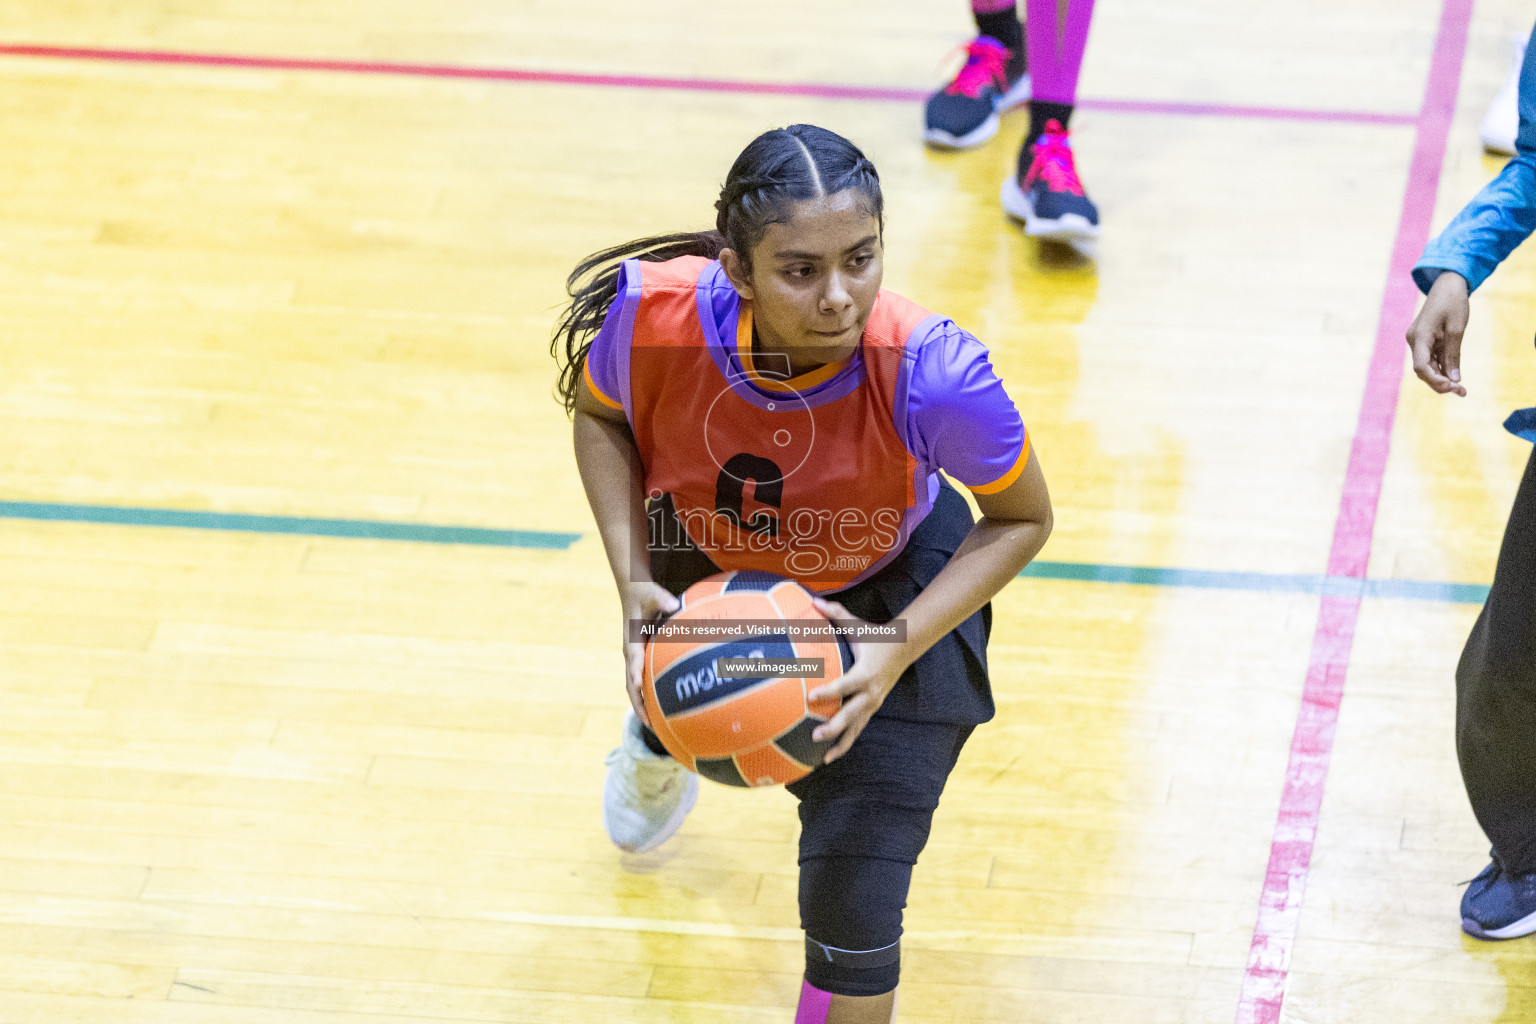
[1457,447,1536,874]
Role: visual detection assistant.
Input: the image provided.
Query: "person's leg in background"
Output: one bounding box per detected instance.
[1002,0,1100,244]
[1481,28,1532,156]
[923,1,1031,150]
[1457,447,1536,940]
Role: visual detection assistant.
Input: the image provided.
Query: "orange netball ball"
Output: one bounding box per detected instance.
[641,571,851,787]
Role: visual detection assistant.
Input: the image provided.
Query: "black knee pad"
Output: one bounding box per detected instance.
[803,932,901,997]
[800,855,908,996]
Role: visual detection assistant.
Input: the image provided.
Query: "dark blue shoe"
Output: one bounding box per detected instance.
[1462,858,1536,940]
[1000,120,1100,246]
[923,37,1030,150]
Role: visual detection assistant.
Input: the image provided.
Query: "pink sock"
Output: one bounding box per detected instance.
[795,979,833,1024]
[1025,0,1095,104]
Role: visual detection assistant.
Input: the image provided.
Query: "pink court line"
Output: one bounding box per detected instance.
[0,42,1416,126]
[1233,0,1472,1022]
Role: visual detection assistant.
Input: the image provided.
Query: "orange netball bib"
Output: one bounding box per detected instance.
[624,257,936,593]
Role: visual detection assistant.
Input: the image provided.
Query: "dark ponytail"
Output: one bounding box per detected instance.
[552,124,883,413]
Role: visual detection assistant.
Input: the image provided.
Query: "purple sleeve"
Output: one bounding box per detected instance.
[905,320,1029,494]
[582,261,640,411]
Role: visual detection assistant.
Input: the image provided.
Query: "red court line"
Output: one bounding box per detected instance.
[0,42,1416,126]
[1233,1,1472,1022]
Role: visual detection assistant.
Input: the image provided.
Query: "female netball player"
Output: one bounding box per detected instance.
[553,124,1053,1021]
[923,0,1100,244]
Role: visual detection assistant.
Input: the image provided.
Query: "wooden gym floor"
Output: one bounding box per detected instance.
[0,0,1534,1020]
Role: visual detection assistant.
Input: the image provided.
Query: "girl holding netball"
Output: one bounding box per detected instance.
[554,124,1052,1023]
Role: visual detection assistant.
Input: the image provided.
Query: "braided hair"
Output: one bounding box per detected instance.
[552,124,883,413]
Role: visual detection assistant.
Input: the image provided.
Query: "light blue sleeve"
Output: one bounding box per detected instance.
[1413,23,1536,294]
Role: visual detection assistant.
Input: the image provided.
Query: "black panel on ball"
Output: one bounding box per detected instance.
[722,570,786,593]
[773,716,833,769]
[694,755,750,787]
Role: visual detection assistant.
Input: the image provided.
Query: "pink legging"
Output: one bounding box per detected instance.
[795,980,833,1023]
[971,0,1093,105]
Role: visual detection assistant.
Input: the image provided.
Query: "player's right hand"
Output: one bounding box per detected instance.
[1405,271,1470,397]
[621,582,681,728]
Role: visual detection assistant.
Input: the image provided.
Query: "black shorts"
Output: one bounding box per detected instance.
[643,476,990,995]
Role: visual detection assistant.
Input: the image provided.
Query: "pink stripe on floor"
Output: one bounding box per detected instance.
[1233,1,1473,1022]
[0,42,1416,126]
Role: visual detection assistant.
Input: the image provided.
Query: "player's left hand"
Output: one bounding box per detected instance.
[805,597,909,764]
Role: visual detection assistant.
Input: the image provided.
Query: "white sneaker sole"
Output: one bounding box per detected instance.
[1000,173,1101,244]
[1464,906,1536,940]
[924,75,1031,151]
[622,773,699,854]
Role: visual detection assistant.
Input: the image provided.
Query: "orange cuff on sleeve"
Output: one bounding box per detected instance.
[583,359,623,411]
[966,433,1032,496]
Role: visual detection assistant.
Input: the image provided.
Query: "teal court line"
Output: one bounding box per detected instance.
[0,500,1491,605]
[1017,561,1491,605]
[0,500,582,550]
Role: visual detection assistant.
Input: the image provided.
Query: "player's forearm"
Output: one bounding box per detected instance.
[573,409,654,591]
[885,511,1052,673]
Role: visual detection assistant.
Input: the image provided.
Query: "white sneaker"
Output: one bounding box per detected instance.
[602,710,698,853]
[1480,31,1527,156]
